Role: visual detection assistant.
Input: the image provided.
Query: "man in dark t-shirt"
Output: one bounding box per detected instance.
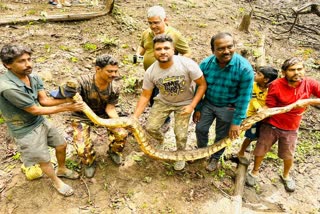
[52,55,127,178]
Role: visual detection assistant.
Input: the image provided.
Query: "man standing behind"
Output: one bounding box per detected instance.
[137,5,191,71]
[133,35,207,171]
[137,5,191,129]
[193,32,254,172]
[246,57,320,192]
[0,44,84,197]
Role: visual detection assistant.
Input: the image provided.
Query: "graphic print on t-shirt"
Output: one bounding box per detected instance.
[157,75,186,96]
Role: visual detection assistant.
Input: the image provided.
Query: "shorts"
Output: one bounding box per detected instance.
[244,122,261,140]
[15,119,65,167]
[253,123,298,159]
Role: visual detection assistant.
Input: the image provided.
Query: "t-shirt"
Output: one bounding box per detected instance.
[0,71,44,138]
[140,26,191,70]
[76,74,120,116]
[143,55,203,106]
[247,82,268,117]
[265,77,320,130]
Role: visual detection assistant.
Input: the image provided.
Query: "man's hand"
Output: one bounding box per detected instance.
[192,111,201,123]
[228,124,241,140]
[66,101,85,112]
[181,105,194,115]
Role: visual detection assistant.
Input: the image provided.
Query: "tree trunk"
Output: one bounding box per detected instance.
[239,10,252,33]
[0,0,114,26]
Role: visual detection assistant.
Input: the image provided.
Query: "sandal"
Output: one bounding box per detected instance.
[53,183,74,197]
[280,175,295,192]
[48,0,57,5]
[246,171,257,187]
[56,168,80,180]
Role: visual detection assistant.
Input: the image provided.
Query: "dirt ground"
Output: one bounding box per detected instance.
[0,0,319,213]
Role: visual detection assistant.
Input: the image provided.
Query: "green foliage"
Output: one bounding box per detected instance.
[83,43,97,51]
[132,154,144,162]
[36,57,47,63]
[253,50,262,58]
[217,169,225,178]
[121,44,129,49]
[44,44,51,53]
[143,176,152,183]
[169,3,178,12]
[122,75,137,93]
[0,111,4,125]
[197,23,208,28]
[70,56,78,63]
[12,152,21,160]
[100,37,118,47]
[59,45,71,51]
[186,0,197,8]
[112,5,137,31]
[65,158,80,171]
[265,151,278,160]
[238,7,246,14]
[295,132,320,162]
[26,10,37,16]
[0,3,9,11]
[126,189,135,198]
[141,202,148,209]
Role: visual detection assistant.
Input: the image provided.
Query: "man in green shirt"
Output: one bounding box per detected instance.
[137,5,191,71]
[0,44,84,197]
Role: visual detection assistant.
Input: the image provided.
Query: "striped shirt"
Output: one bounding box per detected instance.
[197,53,254,125]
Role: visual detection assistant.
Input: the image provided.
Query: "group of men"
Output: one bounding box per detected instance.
[0,5,319,197]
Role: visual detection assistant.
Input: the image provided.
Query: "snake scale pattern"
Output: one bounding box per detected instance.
[73,93,320,161]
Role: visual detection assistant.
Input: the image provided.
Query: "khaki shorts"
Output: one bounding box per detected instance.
[253,123,298,159]
[15,119,65,167]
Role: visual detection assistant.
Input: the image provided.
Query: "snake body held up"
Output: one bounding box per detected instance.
[74,93,320,161]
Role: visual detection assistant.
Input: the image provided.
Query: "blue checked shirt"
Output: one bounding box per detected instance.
[196,53,254,125]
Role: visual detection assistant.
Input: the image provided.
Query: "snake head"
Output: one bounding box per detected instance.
[73,93,83,102]
[65,80,78,89]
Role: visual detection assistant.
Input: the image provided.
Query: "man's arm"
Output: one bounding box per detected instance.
[38,90,74,106]
[24,102,84,116]
[181,76,207,114]
[24,88,84,115]
[229,68,254,139]
[137,46,146,56]
[133,89,153,119]
[174,32,191,57]
[105,104,119,118]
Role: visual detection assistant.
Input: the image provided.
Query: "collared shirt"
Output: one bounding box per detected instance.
[0,70,44,138]
[265,77,320,130]
[197,53,254,125]
[140,26,191,70]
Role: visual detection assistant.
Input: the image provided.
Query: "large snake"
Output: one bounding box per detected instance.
[73,93,320,161]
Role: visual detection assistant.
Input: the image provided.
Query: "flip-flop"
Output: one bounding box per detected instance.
[238,156,250,166]
[280,175,295,192]
[56,169,80,180]
[53,183,74,197]
[246,171,257,187]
